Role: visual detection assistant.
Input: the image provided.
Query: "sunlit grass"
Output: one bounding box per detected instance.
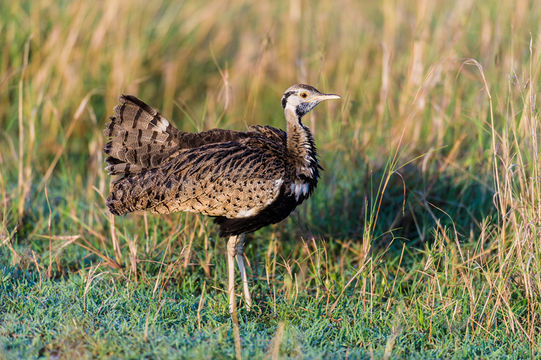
[1,0,540,358]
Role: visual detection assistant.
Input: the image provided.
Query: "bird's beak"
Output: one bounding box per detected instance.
[307,93,341,103]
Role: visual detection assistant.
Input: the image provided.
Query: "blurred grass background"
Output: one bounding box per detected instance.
[1,0,540,358]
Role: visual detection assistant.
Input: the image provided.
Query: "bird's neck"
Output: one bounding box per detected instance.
[285,108,319,185]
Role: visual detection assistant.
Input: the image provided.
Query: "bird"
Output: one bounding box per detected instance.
[103,84,340,313]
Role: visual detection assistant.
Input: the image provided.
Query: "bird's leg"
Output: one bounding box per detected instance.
[235,234,252,310]
[227,235,238,313]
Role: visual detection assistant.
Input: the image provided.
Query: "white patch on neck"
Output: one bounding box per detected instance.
[290,181,310,201]
[285,103,298,114]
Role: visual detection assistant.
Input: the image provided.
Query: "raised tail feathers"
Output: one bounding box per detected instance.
[103,95,180,176]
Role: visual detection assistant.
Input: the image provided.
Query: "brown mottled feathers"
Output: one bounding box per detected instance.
[104,95,310,236]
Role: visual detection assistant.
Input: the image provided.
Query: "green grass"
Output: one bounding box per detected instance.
[1,0,541,358]
[1,247,534,359]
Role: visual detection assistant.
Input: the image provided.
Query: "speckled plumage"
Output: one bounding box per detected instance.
[104,87,334,235]
[104,85,340,312]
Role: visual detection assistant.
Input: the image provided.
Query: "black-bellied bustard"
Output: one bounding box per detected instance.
[104,84,340,312]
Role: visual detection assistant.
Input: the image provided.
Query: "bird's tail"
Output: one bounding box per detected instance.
[103,95,180,176]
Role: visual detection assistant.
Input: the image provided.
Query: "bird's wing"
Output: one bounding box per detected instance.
[114,139,287,218]
[247,125,287,143]
[176,129,250,150]
[174,125,286,151]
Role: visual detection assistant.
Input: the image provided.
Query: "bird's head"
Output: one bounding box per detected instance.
[281,84,340,118]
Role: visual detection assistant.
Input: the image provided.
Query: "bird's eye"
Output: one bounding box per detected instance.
[300,92,308,98]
